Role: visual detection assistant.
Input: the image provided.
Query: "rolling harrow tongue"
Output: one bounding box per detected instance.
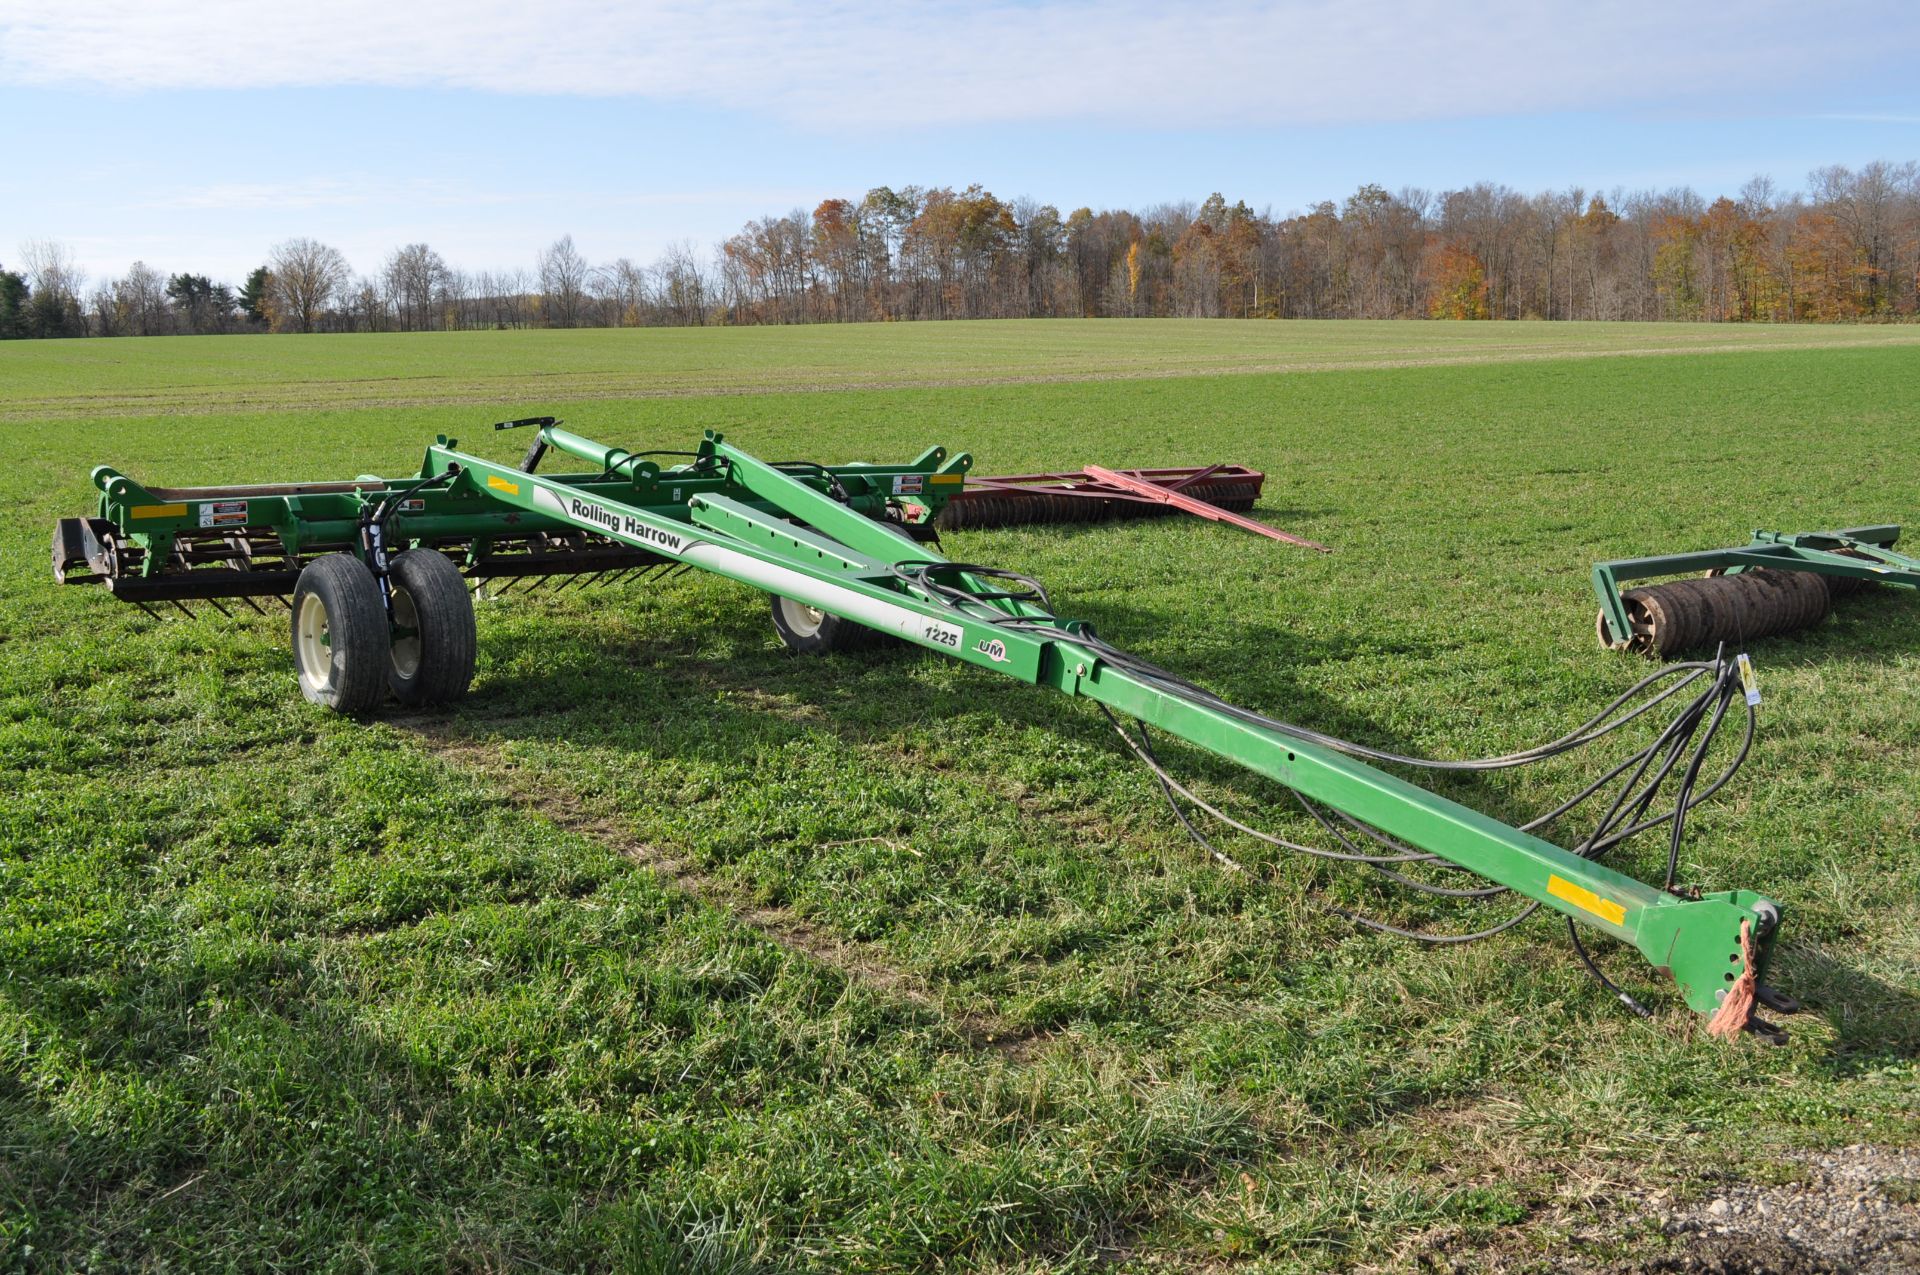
[1594,527,1920,656]
[55,420,1792,1038]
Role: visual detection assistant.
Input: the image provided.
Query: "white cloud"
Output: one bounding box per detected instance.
[2,0,1912,128]
[1814,113,1920,125]
[143,178,397,211]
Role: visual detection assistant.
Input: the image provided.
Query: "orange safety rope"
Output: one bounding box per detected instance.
[1705,917,1757,1040]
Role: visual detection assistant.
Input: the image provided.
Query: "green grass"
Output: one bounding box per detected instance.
[3,322,1917,1271]
[4,317,1919,420]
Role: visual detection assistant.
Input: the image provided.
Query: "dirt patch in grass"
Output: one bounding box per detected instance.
[1394,1144,1920,1274]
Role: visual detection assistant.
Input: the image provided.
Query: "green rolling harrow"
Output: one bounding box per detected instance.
[1594,527,1920,657]
[53,419,1796,1039]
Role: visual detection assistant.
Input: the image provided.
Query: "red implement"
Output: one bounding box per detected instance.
[957,464,1263,505]
[1081,465,1329,551]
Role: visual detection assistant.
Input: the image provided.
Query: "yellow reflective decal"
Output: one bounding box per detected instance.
[1548,874,1627,926]
[927,473,964,485]
[130,503,188,519]
[487,475,521,495]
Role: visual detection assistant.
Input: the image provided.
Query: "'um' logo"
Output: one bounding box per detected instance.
[974,638,1009,663]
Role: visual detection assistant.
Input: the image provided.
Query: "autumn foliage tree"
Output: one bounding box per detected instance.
[1426,242,1489,319]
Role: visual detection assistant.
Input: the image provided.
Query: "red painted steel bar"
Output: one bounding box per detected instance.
[1081,465,1330,551]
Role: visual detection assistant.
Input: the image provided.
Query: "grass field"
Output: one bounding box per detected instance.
[3,320,1918,1271]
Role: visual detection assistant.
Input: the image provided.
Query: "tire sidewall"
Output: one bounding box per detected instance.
[290,555,389,714]
[386,549,477,705]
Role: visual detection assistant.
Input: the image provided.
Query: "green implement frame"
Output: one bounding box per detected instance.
[53,417,969,610]
[429,425,1781,1023]
[54,421,1789,1030]
[1594,526,1920,652]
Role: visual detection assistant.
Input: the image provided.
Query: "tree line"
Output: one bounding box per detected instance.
[4,160,1916,340]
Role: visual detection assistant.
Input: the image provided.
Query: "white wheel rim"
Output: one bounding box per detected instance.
[389,586,422,680]
[780,597,826,638]
[296,592,333,693]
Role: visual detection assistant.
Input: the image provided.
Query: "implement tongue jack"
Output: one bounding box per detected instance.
[54,420,1792,1038]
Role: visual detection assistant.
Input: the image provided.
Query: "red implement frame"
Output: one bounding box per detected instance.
[1081,465,1328,551]
[957,464,1262,505]
[947,463,1324,549]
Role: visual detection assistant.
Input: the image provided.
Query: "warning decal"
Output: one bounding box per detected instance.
[199,499,250,528]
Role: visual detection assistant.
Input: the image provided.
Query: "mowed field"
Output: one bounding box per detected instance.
[3,320,1918,1272]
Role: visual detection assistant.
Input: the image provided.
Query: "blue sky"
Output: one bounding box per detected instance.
[3,0,1917,285]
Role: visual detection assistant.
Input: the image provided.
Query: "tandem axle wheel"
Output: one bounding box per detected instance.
[290,552,476,713]
[768,594,890,654]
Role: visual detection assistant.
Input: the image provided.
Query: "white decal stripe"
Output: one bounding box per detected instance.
[533,483,685,556]
[683,542,941,645]
[528,479,951,651]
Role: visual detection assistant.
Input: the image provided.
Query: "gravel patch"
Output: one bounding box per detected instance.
[1625,1144,1920,1274]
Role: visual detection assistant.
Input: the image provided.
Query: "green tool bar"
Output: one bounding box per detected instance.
[422,439,1055,682]
[431,428,1778,1018]
[1059,659,1772,1013]
[538,424,657,477]
[711,437,938,566]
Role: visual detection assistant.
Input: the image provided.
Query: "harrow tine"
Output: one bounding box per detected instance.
[277,595,292,610]
[549,572,585,595]
[493,576,523,596]
[206,597,234,619]
[239,595,266,616]
[170,599,196,620]
[132,599,164,621]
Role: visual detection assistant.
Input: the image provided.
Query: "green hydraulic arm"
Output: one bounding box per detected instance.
[426,423,1783,1024]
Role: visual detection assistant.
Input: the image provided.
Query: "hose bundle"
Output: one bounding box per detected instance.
[893,559,1757,1016]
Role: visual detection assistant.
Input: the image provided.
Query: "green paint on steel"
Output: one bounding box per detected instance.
[435,427,1785,1017]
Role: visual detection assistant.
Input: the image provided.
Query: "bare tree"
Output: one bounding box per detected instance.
[537,234,588,328]
[653,241,708,325]
[266,237,350,333]
[19,239,83,306]
[111,261,170,335]
[383,242,448,331]
[441,268,474,330]
[88,283,119,337]
[19,239,88,336]
[590,258,647,326]
[347,277,386,332]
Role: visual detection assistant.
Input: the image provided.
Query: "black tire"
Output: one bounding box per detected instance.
[291,554,390,714]
[386,550,477,706]
[769,594,884,654]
